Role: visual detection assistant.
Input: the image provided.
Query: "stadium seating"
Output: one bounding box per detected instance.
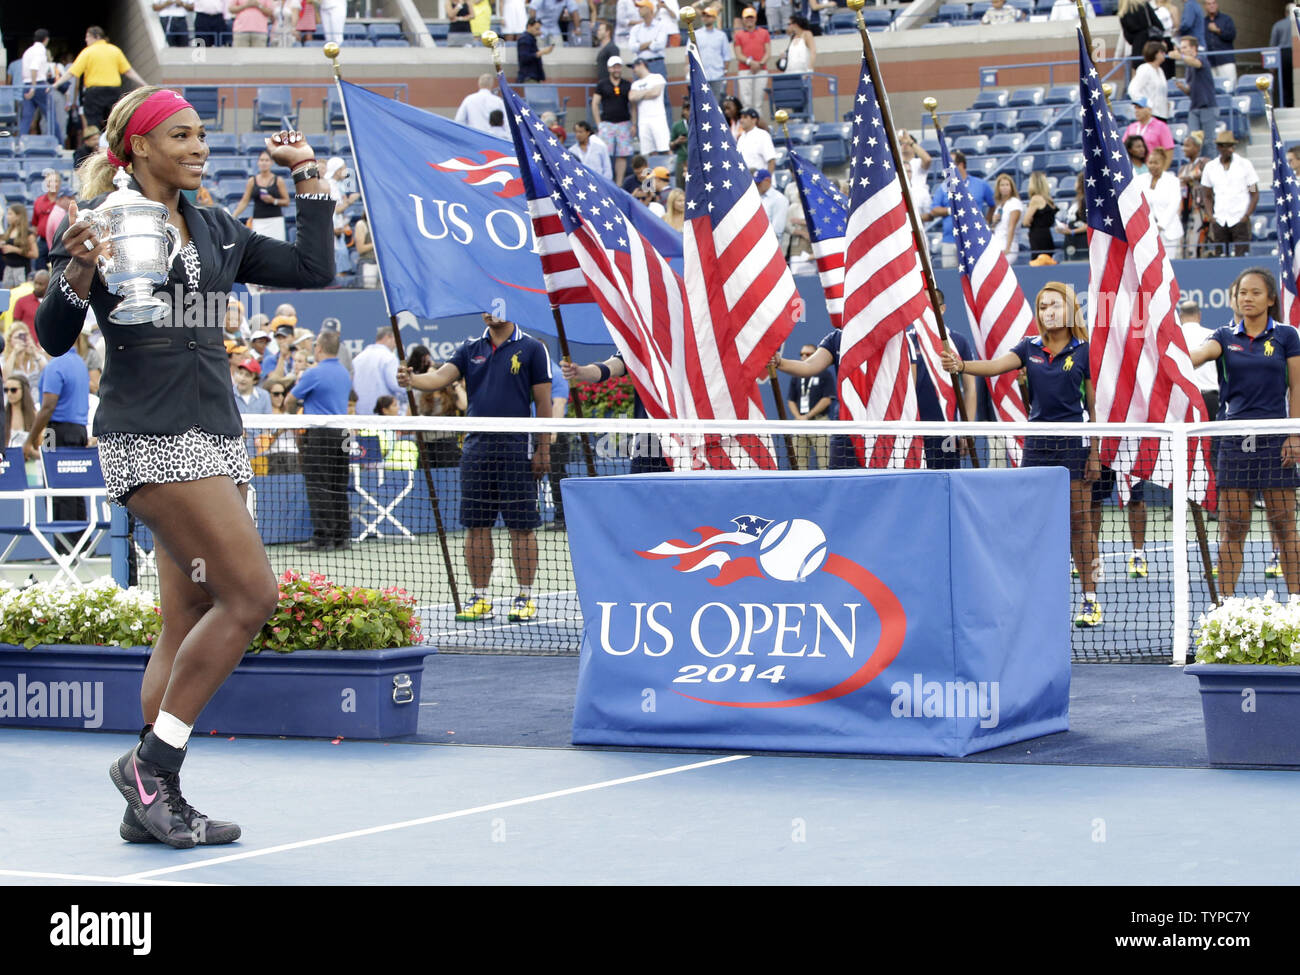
[972,90,1009,111]
[253,86,301,131]
[184,86,227,132]
[814,122,852,167]
[344,23,372,46]
[0,86,20,130]
[522,85,570,127]
[19,136,60,158]
[205,133,239,155]
[368,23,406,43]
[769,74,813,121]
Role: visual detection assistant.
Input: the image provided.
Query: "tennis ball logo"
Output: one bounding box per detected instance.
[758,519,828,582]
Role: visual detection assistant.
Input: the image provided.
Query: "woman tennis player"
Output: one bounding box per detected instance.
[36,87,334,849]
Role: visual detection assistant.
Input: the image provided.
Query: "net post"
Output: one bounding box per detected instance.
[1171,427,1191,665]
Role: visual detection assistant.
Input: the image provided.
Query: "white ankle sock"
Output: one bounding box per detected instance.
[153,711,193,750]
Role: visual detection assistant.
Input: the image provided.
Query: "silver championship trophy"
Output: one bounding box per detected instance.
[85,169,181,324]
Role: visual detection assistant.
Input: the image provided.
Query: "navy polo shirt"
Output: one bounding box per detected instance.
[908,327,971,421]
[452,326,551,446]
[1011,335,1090,423]
[1213,320,1300,420]
[786,369,835,417]
[817,329,842,366]
[292,357,352,415]
[41,349,90,425]
[610,352,649,419]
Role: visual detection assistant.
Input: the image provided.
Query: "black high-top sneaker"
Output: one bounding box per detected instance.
[109,731,198,849]
[116,726,241,845]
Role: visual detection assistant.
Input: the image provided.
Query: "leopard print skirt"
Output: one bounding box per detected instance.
[97,425,254,506]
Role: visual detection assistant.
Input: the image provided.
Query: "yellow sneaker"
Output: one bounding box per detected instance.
[508,595,537,622]
[1266,553,1283,578]
[1127,553,1148,579]
[1074,597,1103,628]
[456,597,494,622]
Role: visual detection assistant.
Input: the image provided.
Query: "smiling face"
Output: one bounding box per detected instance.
[130,107,208,191]
[1037,288,1068,333]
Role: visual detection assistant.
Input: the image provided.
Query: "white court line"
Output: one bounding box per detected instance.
[0,868,218,887]
[424,616,579,640]
[115,754,750,882]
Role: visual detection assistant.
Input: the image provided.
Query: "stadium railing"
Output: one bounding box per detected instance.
[103,413,1298,666]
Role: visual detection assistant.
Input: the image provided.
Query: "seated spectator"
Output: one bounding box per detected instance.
[1022,171,1057,261]
[487,108,510,141]
[223,295,250,343]
[622,154,651,194]
[664,187,685,231]
[352,215,377,287]
[11,270,48,341]
[233,357,272,413]
[248,323,273,361]
[1125,134,1149,175]
[572,120,613,180]
[5,374,37,449]
[74,126,100,169]
[736,107,776,174]
[1055,179,1088,261]
[982,0,1025,24]
[541,110,566,143]
[1124,98,1174,166]
[3,204,39,288]
[76,326,102,395]
[1,319,47,388]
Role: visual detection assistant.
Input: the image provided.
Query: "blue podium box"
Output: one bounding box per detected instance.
[564,467,1071,756]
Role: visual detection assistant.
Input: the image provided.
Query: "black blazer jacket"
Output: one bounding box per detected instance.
[36,183,335,438]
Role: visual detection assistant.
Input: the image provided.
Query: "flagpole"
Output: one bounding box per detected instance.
[482,33,599,481]
[847,0,979,467]
[324,42,464,615]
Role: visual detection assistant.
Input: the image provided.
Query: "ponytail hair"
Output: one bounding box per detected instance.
[75,85,172,200]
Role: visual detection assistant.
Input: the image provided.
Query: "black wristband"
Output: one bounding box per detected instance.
[595,363,612,382]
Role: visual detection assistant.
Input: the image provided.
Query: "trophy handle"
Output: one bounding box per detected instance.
[164,223,182,265]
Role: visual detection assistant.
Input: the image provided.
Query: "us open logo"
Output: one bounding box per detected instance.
[593,514,907,709]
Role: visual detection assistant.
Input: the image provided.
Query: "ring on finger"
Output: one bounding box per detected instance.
[84,239,96,252]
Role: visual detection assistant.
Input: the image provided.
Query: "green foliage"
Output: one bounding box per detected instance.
[1195,595,1300,665]
[250,570,424,653]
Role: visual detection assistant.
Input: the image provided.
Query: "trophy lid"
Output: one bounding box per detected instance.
[97,167,165,212]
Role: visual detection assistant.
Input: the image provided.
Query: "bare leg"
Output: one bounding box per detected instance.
[510,527,537,590]
[1216,489,1252,597]
[1071,481,1097,589]
[1264,489,1300,596]
[1127,499,1146,550]
[127,478,278,724]
[465,526,494,591]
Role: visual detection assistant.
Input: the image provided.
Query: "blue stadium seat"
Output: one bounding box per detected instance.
[942,111,982,136]
[217,178,247,203]
[774,145,789,170]
[1256,190,1276,215]
[920,135,940,157]
[253,86,301,130]
[954,134,989,156]
[375,38,411,47]
[303,132,332,154]
[205,133,238,155]
[19,135,59,158]
[1044,86,1077,106]
[0,162,22,181]
[773,169,792,192]
[1057,173,1077,197]
[1015,106,1054,133]
[768,74,812,121]
[1013,152,1037,176]
[971,90,1008,111]
[1044,150,1084,179]
[240,132,273,155]
[787,122,816,145]
[1008,87,1045,108]
[426,22,450,43]
[325,88,347,131]
[0,180,26,203]
[962,155,992,179]
[971,2,992,18]
[183,86,226,131]
[344,23,372,44]
[935,3,970,22]
[984,109,1020,132]
[522,84,570,126]
[799,143,824,168]
[0,137,14,158]
[814,122,851,166]
[988,132,1024,155]
[860,9,893,28]
[302,39,327,48]
[829,10,859,33]
[368,22,404,42]
[1009,0,1033,14]
[209,159,249,181]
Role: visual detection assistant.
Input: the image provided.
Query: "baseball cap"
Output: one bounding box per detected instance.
[250,330,273,342]
[320,317,342,333]
[631,55,646,66]
[743,6,757,16]
[274,324,295,338]
[753,168,771,183]
[237,357,261,375]
[652,165,670,180]
[607,54,623,67]
[740,107,760,118]
[1132,96,1150,109]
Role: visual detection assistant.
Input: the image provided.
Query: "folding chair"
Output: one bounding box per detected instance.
[349,433,414,542]
[29,448,112,586]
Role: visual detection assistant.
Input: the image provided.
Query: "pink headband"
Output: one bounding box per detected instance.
[106,90,195,168]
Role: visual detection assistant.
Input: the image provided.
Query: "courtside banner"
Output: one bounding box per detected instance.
[339,81,681,343]
[565,468,1070,755]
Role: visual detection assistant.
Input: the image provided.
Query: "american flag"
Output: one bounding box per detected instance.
[1077,32,1214,504]
[838,56,940,468]
[500,78,686,422]
[682,48,801,469]
[934,127,1035,436]
[785,147,847,329]
[1269,102,1300,327]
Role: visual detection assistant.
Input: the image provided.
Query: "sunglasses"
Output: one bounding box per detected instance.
[270,391,285,397]
[4,386,20,393]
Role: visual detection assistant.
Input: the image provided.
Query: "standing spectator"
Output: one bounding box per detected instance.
[1140,147,1183,255]
[594,21,618,83]
[351,215,377,286]
[990,173,1023,262]
[1119,0,1164,63]
[503,0,529,40]
[1178,299,1220,420]
[11,271,48,340]
[628,1,669,114]
[448,0,475,45]
[20,29,51,137]
[572,119,613,180]
[1270,5,1295,109]
[232,151,290,240]
[982,0,1024,25]
[722,94,743,139]
[51,27,147,133]
[734,7,771,113]
[735,107,776,174]
[1124,97,1174,164]
[1055,178,1088,260]
[46,47,73,150]
[24,345,90,526]
[1202,0,1236,90]
[1178,131,1210,256]
[781,15,814,75]
[74,126,101,169]
[925,150,995,270]
[1129,42,1172,120]
[2,328,49,389]
[755,169,787,240]
[593,56,634,184]
[397,313,553,623]
[155,2,194,47]
[77,321,104,395]
[320,316,352,376]
[669,96,689,186]
[785,343,834,470]
[534,0,584,44]
[231,1,273,47]
[320,0,347,44]
[269,0,301,47]
[615,0,639,46]
[1175,35,1211,156]
[454,74,505,133]
[518,19,554,83]
[2,206,38,288]
[193,0,231,46]
[694,7,731,102]
[470,0,495,40]
[297,0,320,43]
[1023,171,1058,261]
[1179,0,1206,50]
[31,171,63,271]
[767,0,792,34]
[1200,131,1258,257]
[629,57,670,154]
[351,326,402,415]
[232,358,272,413]
[283,330,353,551]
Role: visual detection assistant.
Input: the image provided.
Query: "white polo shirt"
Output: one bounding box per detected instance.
[22,41,49,85]
[736,126,776,174]
[1200,155,1259,227]
[454,88,506,134]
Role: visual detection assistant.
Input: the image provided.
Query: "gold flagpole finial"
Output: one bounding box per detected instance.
[922,96,940,133]
[323,42,341,79]
[775,107,790,140]
[480,30,503,74]
[681,6,697,45]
